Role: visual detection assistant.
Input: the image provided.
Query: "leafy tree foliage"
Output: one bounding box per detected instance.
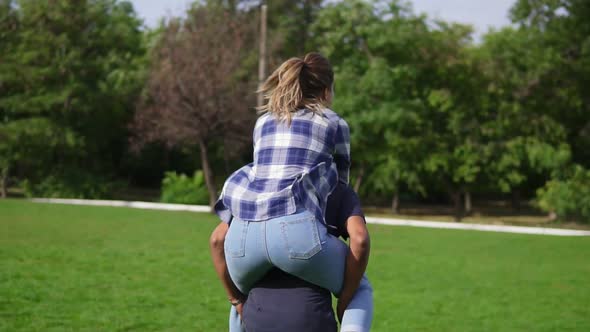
[0,0,145,197]
[314,1,490,219]
[130,4,256,207]
[310,0,588,220]
[537,165,590,222]
[1,0,589,222]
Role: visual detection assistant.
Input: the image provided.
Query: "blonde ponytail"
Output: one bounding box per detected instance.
[256,53,334,124]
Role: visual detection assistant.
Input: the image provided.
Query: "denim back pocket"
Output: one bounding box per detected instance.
[225,219,249,258]
[280,216,322,260]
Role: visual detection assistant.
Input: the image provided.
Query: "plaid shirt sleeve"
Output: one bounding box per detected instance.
[214,185,233,224]
[333,117,351,184]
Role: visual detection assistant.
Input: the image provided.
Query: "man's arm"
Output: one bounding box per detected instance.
[337,216,370,321]
[209,222,245,315]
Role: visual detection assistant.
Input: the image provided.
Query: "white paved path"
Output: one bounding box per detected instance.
[31,198,590,237]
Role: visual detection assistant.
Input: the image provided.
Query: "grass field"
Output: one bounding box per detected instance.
[1,199,589,331]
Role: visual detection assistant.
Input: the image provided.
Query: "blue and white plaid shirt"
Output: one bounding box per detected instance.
[215,108,350,225]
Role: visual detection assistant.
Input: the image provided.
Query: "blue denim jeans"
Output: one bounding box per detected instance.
[225,210,373,332]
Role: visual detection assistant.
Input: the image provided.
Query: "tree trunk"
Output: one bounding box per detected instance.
[0,167,8,199]
[464,191,472,216]
[391,192,400,214]
[198,138,217,209]
[353,163,365,193]
[451,190,463,222]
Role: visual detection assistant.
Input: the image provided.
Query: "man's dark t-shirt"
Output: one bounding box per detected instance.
[241,183,364,332]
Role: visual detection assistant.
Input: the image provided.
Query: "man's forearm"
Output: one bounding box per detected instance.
[209,223,244,302]
[339,217,370,302]
[341,235,370,298]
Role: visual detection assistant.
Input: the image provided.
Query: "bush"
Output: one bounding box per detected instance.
[22,169,114,199]
[160,170,209,205]
[536,165,590,223]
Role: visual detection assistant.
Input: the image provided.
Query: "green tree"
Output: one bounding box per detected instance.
[0,0,145,197]
[265,0,324,58]
[314,0,489,219]
[313,0,423,213]
[0,0,18,196]
[477,22,573,209]
[508,0,590,168]
[131,4,256,207]
[537,164,590,223]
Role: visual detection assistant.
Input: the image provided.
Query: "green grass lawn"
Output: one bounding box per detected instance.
[1,200,589,331]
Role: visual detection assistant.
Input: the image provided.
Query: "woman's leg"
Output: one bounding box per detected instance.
[265,211,373,332]
[265,210,347,293]
[228,305,243,332]
[339,276,373,332]
[224,218,273,294]
[224,218,273,332]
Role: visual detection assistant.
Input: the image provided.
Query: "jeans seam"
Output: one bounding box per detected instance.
[240,221,248,256]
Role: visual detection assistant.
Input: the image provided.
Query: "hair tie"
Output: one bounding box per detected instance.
[301,59,308,70]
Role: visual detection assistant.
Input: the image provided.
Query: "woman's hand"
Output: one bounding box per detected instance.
[236,302,244,317]
[230,296,246,318]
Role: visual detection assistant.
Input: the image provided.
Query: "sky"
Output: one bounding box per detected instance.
[129,0,515,40]
[412,0,514,37]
